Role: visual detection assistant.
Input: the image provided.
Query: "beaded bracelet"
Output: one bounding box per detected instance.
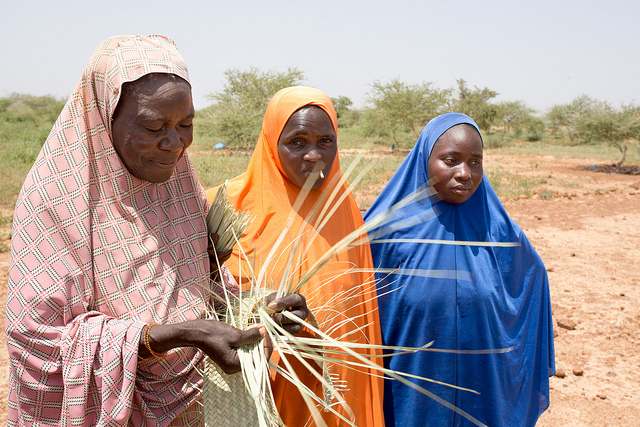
[142,323,166,359]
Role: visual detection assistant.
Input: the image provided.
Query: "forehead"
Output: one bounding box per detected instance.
[432,124,483,155]
[281,106,335,135]
[117,74,191,110]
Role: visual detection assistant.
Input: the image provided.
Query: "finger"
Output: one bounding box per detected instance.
[262,332,273,359]
[234,325,266,347]
[287,308,310,322]
[265,292,277,307]
[218,249,233,264]
[272,309,306,325]
[217,352,242,375]
[280,323,304,335]
[267,293,306,312]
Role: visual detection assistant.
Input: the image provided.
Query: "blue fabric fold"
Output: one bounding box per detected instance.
[363,113,555,427]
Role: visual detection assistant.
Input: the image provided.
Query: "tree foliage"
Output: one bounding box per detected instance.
[545,95,597,141]
[365,78,450,144]
[553,95,640,168]
[330,96,353,118]
[331,96,357,128]
[0,93,66,127]
[205,67,305,147]
[495,100,542,141]
[451,79,499,132]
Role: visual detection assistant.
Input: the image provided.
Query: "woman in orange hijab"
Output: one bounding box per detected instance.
[206,86,384,426]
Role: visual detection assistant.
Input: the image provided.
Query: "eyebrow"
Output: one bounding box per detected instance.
[441,150,483,158]
[288,130,335,138]
[140,111,195,122]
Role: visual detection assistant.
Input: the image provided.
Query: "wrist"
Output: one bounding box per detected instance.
[148,320,206,354]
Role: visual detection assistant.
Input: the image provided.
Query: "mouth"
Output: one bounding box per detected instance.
[302,161,327,178]
[150,158,180,168]
[451,186,472,195]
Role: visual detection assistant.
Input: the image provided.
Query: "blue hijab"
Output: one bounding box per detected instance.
[363,113,555,427]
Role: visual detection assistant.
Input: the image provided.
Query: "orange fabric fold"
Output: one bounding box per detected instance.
[206,86,384,426]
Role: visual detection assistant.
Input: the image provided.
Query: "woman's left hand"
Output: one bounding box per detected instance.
[208,233,233,278]
[265,293,310,335]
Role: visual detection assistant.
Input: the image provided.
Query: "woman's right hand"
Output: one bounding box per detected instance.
[139,294,308,374]
[142,319,266,374]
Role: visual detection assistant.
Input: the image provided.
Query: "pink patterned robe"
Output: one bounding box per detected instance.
[6,35,212,426]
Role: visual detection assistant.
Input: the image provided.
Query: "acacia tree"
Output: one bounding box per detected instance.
[366,78,450,143]
[546,95,597,141]
[451,79,499,132]
[330,96,353,118]
[546,104,569,139]
[331,96,356,128]
[204,67,305,147]
[572,99,639,169]
[495,100,543,141]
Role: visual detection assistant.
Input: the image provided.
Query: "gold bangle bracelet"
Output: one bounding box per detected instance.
[144,323,166,359]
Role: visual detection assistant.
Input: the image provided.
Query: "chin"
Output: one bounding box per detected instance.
[143,171,175,183]
[442,194,471,204]
[311,180,326,190]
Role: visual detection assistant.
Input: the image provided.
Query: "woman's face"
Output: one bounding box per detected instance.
[277,106,337,190]
[427,124,483,204]
[111,74,194,183]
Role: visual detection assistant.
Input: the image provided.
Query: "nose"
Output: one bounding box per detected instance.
[303,147,322,162]
[455,163,472,180]
[160,128,183,152]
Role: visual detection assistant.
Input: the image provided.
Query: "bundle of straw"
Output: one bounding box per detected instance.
[206,180,253,254]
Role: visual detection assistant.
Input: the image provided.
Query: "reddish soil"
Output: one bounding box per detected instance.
[0,153,638,426]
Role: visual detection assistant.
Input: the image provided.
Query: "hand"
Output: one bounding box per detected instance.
[145,319,266,374]
[265,293,310,335]
[208,233,233,278]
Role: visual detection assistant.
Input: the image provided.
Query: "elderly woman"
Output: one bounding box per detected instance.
[5,35,307,426]
[205,86,385,426]
[363,113,555,426]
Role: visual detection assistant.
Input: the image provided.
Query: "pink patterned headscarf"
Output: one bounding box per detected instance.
[6,35,210,426]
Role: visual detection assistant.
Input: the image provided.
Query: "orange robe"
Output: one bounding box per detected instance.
[206,86,384,426]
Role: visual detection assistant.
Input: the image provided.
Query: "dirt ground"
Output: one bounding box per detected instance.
[0,153,638,426]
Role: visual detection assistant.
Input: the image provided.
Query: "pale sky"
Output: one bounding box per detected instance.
[1,0,638,113]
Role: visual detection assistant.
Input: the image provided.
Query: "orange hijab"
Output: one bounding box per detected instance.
[206,86,384,426]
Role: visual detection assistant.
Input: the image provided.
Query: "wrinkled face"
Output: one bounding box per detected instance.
[111,74,194,183]
[427,124,483,204]
[277,106,337,190]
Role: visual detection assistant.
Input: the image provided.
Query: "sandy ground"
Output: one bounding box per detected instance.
[0,152,638,426]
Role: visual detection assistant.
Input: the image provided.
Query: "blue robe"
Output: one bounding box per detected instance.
[363,113,555,427]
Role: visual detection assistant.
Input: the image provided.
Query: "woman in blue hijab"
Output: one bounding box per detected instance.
[363,113,554,426]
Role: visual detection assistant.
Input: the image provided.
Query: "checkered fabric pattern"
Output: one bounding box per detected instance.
[6,35,211,426]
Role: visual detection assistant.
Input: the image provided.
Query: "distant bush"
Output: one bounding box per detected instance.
[205,67,305,148]
[547,96,640,168]
[522,117,545,142]
[483,132,511,149]
[0,93,66,126]
[337,108,360,129]
[366,78,450,142]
